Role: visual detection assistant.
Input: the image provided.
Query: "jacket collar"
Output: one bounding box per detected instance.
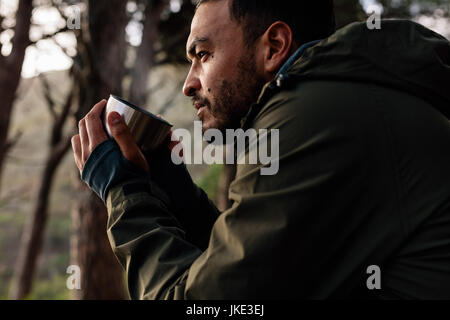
[240,39,322,129]
[276,39,322,79]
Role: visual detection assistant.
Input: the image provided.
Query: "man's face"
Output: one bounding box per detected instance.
[183,0,266,133]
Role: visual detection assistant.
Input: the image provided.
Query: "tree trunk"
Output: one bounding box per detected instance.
[69,0,130,300]
[9,138,72,299]
[129,0,169,106]
[9,85,74,300]
[0,0,32,193]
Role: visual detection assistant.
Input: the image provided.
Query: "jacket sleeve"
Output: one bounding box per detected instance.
[106,178,203,299]
[144,146,221,250]
[81,137,220,252]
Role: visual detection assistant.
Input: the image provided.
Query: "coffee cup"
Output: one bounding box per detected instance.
[103,95,173,153]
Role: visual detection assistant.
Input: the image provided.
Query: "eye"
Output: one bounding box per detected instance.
[197,51,209,60]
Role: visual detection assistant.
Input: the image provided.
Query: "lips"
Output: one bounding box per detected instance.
[194,103,204,110]
[193,102,207,118]
[197,106,206,117]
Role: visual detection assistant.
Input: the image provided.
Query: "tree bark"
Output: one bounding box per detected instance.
[9,138,73,299]
[68,0,130,300]
[0,0,32,194]
[129,0,169,106]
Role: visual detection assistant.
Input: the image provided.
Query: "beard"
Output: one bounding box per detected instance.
[192,48,267,135]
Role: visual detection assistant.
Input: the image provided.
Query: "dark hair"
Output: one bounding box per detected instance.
[196,0,335,46]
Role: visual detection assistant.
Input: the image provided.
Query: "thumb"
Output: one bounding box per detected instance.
[108,112,149,173]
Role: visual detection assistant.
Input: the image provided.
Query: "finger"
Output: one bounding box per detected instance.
[85,103,108,149]
[78,118,89,163]
[71,135,82,172]
[108,112,149,172]
[86,99,107,119]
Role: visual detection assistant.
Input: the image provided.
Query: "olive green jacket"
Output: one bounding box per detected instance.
[105,20,450,299]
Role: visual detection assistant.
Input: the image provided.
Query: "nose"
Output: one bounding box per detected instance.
[183,67,201,97]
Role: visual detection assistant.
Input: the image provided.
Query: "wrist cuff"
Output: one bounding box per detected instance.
[81,139,149,202]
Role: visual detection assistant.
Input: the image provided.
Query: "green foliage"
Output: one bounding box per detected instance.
[26,274,71,300]
[195,164,223,203]
[0,191,71,300]
[0,271,12,300]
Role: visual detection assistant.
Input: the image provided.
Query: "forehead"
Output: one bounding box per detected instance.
[187,1,240,51]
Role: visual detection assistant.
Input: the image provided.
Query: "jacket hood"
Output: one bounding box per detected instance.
[288,20,450,119]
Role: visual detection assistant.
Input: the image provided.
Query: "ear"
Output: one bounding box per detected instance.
[260,21,295,77]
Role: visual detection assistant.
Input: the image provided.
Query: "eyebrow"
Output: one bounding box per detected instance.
[187,37,210,62]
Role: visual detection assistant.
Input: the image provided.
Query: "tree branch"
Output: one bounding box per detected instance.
[4,131,23,156]
[0,14,4,34]
[51,84,75,146]
[39,74,57,121]
[40,71,76,146]
[51,0,70,20]
[0,185,29,209]
[129,0,169,106]
[8,0,33,67]
[29,25,70,46]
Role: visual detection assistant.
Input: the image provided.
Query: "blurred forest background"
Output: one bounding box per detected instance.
[0,0,448,300]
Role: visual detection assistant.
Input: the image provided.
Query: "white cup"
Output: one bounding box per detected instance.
[103,95,173,153]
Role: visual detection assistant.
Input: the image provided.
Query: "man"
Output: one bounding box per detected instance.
[71,0,450,299]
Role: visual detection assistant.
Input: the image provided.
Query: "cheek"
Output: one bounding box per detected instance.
[201,72,218,95]
[202,59,230,93]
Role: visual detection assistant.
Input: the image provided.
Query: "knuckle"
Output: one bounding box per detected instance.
[89,101,104,116]
[86,113,96,122]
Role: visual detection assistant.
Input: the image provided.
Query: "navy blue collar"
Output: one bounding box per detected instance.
[276,39,322,77]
